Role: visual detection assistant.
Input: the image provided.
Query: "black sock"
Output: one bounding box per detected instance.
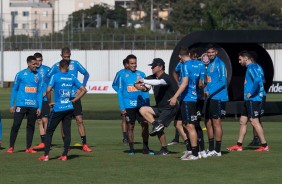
[162,146,168,151]
[237,142,243,146]
[209,138,215,151]
[215,141,222,153]
[174,129,179,141]
[184,139,191,151]
[196,124,205,151]
[143,142,149,150]
[123,132,128,140]
[129,142,134,152]
[40,135,45,143]
[261,143,268,147]
[81,136,86,145]
[191,146,198,157]
[62,148,68,156]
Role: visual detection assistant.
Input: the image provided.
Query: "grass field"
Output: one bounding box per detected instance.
[0,88,282,183]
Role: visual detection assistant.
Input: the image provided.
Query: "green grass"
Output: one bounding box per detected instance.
[0,120,281,183]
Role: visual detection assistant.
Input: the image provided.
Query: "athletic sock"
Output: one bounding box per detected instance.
[123,132,128,140]
[62,148,68,156]
[261,143,268,147]
[174,129,179,141]
[191,146,198,157]
[237,142,243,146]
[129,142,134,152]
[184,139,191,151]
[215,141,222,153]
[81,136,86,145]
[196,124,205,151]
[209,138,215,151]
[143,142,149,150]
[40,135,45,143]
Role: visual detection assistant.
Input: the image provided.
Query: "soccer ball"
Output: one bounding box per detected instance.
[142,83,151,92]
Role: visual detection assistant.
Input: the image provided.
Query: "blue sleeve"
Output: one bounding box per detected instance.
[37,77,43,110]
[73,77,83,89]
[112,72,120,92]
[48,75,56,88]
[175,62,181,73]
[199,63,206,83]
[117,75,125,111]
[249,67,260,95]
[182,63,189,78]
[10,73,21,107]
[76,62,89,86]
[208,62,227,96]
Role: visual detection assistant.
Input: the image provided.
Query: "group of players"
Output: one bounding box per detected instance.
[113,44,269,160]
[7,48,92,161]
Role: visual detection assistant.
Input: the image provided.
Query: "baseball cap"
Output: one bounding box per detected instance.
[148,58,165,67]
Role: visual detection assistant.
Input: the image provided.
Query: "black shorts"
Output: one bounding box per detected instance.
[205,99,226,119]
[153,105,178,127]
[260,96,266,117]
[38,101,50,119]
[71,98,83,116]
[125,108,144,124]
[180,101,198,125]
[196,99,205,121]
[241,101,261,119]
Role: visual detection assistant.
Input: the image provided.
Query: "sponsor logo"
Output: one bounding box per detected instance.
[59,89,71,97]
[60,98,70,104]
[61,83,72,87]
[191,116,198,121]
[25,99,36,105]
[127,86,138,92]
[69,65,74,70]
[60,77,72,80]
[24,72,28,75]
[25,87,37,93]
[89,86,109,91]
[268,82,282,93]
[129,100,137,106]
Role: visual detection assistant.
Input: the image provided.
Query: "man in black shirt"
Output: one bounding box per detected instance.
[135,58,178,155]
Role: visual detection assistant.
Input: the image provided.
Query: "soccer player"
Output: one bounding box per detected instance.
[38,59,87,161]
[137,58,178,155]
[204,44,228,157]
[169,48,205,160]
[112,58,129,144]
[7,56,43,154]
[47,47,92,152]
[33,53,51,149]
[227,51,269,152]
[117,54,151,155]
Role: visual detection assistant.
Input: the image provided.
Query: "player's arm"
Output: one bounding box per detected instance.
[117,75,126,113]
[9,73,21,113]
[77,62,89,86]
[46,75,55,106]
[248,67,260,97]
[173,62,181,85]
[71,77,87,102]
[112,72,120,92]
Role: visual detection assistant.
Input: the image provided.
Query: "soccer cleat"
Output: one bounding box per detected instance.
[142,149,155,155]
[82,144,92,152]
[7,147,14,154]
[182,155,199,161]
[155,148,169,156]
[58,155,67,161]
[180,150,192,159]
[167,139,179,146]
[149,124,164,136]
[38,154,49,161]
[198,150,208,159]
[255,146,270,152]
[227,144,243,151]
[33,143,45,149]
[247,139,261,147]
[122,138,129,145]
[128,151,135,156]
[25,147,37,153]
[207,150,222,157]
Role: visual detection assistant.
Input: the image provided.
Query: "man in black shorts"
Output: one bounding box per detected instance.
[137,58,178,155]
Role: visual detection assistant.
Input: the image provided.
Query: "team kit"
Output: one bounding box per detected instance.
[6,45,269,161]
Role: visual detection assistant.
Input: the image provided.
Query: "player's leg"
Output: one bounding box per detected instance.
[204,99,215,153]
[139,106,163,136]
[227,115,247,151]
[155,131,169,155]
[121,114,128,144]
[25,107,38,153]
[125,108,136,155]
[167,121,180,145]
[8,106,26,153]
[60,110,74,160]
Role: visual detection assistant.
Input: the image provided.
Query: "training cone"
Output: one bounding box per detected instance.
[73,143,82,147]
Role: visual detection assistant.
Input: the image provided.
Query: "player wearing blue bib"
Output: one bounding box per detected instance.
[7,56,43,154]
[204,45,228,157]
[112,59,129,144]
[47,47,92,152]
[32,53,51,149]
[38,59,87,161]
[227,51,269,152]
[117,54,151,155]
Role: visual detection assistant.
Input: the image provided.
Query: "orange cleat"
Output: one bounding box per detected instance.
[7,147,14,154]
[255,146,270,152]
[25,147,37,153]
[33,143,45,149]
[227,144,243,151]
[82,144,92,152]
[58,155,67,161]
[38,154,49,161]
